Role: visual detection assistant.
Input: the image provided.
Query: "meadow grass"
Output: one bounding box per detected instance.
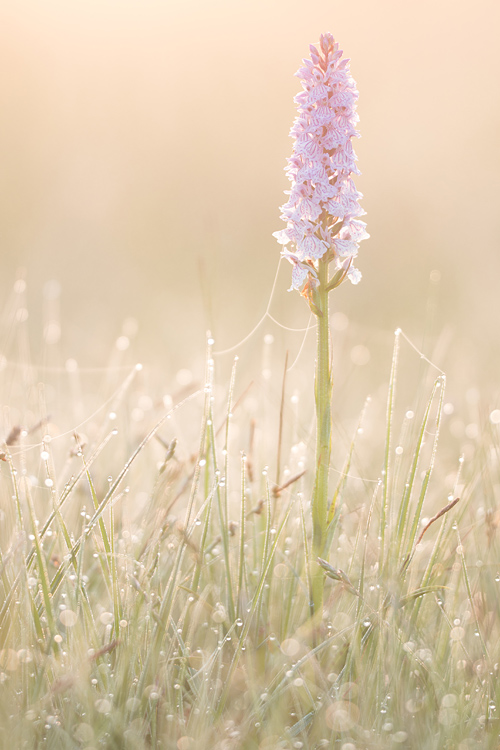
[0,298,499,750]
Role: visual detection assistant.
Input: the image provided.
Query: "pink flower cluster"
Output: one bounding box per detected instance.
[274,33,368,291]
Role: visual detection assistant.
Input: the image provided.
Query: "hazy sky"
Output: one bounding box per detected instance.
[1,0,499,371]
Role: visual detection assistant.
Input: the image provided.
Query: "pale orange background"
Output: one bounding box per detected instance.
[1,0,499,376]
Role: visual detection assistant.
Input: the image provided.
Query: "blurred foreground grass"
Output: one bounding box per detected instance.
[0,283,500,750]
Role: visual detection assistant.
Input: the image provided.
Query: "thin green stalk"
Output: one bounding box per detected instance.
[221,356,239,622]
[394,378,441,570]
[24,479,57,647]
[209,413,235,623]
[187,335,215,599]
[236,452,247,620]
[380,329,400,575]
[110,504,122,640]
[254,474,272,637]
[311,256,332,616]
[275,351,288,490]
[403,377,445,558]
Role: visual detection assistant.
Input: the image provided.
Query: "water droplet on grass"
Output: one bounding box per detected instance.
[490,409,500,425]
[95,699,112,714]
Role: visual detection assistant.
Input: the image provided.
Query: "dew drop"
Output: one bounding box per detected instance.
[490,409,500,425]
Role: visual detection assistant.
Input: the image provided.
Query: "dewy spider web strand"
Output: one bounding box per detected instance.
[211,260,446,377]
[7,364,203,457]
[397,328,445,376]
[3,311,444,486]
[212,258,316,357]
[6,363,143,455]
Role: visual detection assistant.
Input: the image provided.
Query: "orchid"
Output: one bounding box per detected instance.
[274,34,368,618]
[274,32,368,293]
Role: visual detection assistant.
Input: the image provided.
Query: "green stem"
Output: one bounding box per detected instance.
[311,257,332,617]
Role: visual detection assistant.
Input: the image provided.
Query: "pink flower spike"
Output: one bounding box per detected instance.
[274,33,367,292]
